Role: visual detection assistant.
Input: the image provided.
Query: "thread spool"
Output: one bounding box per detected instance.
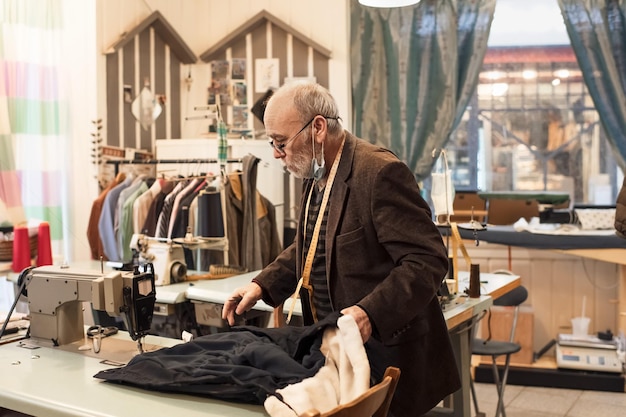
[469,263,481,298]
[37,221,53,266]
[11,226,31,273]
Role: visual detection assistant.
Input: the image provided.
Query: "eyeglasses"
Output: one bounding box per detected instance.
[268,117,316,155]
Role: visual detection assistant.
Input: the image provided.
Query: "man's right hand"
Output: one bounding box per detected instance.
[221,282,263,326]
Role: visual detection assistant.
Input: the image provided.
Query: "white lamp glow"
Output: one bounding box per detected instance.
[359,0,420,7]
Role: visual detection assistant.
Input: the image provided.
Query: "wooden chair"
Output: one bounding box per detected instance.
[485,198,539,225]
[450,191,488,223]
[299,366,401,417]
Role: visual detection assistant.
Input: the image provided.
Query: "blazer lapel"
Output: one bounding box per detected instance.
[325,133,356,277]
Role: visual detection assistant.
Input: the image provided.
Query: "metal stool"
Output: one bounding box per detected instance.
[470,282,528,417]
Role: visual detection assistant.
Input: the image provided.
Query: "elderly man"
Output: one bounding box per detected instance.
[223,82,460,417]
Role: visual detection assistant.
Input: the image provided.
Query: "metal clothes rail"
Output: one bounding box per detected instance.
[106,158,243,175]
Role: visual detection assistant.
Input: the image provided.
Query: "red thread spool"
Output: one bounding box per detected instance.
[11,226,31,272]
[37,222,53,266]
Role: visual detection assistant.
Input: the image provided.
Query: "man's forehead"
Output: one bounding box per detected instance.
[264,97,298,127]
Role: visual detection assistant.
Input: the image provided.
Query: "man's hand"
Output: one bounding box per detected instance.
[221,282,263,326]
[340,305,372,343]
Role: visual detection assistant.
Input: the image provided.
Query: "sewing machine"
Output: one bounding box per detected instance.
[130,234,187,286]
[21,263,156,348]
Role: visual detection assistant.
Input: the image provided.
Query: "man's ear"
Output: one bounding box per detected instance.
[312,117,328,143]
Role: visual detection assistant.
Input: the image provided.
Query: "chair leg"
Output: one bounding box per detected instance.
[469,375,486,417]
[490,356,507,417]
[495,354,513,417]
[490,354,514,417]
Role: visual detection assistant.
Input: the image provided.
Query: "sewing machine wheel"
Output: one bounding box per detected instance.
[16,266,36,296]
[171,262,187,283]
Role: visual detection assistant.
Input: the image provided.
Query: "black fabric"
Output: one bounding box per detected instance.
[94,312,341,404]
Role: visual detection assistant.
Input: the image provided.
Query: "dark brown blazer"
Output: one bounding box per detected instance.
[255,132,460,416]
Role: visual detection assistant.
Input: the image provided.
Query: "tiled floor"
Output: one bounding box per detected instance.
[472,381,626,417]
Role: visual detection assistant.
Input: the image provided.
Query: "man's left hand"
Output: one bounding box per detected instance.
[340,305,372,343]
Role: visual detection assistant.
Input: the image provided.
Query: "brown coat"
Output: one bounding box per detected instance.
[255,133,460,417]
[86,173,125,260]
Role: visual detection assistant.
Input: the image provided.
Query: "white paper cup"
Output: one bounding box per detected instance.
[571,317,590,337]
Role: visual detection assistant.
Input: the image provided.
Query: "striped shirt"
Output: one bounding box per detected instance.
[302,184,332,321]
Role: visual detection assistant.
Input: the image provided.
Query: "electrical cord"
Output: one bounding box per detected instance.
[0,266,33,339]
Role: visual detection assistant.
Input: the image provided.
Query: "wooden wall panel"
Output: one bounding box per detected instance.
[271,26,288,89]
[154,35,167,139]
[170,55,181,139]
[139,30,151,150]
[106,53,120,147]
[123,42,135,149]
[313,50,329,88]
[251,23,269,130]
[291,37,308,77]
[461,242,620,358]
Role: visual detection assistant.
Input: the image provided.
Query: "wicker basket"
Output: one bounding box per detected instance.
[0,234,38,262]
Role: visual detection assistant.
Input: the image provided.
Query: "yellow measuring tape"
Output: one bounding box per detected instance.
[449,222,473,294]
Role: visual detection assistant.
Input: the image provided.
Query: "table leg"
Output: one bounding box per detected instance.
[617,265,626,334]
[426,324,471,417]
[451,325,472,417]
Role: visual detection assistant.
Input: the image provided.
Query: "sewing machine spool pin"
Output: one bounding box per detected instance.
[471,207,479,246]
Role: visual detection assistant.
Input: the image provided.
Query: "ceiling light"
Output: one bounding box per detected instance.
[358,0,420,7]
[554,69,570,79]
[522,70,537,80]
[552,78,561,86]
[484,71,505,80]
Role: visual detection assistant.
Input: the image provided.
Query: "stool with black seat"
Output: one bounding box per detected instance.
[470,278,528,417]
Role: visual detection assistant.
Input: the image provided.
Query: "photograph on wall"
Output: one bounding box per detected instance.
[254,58,279,93]
[232,82,247,106]
[231,58,246,80]
[231,105,249,130]
[209,60,230,105]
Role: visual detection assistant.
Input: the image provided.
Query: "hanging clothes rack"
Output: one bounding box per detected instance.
[106,158,243,176]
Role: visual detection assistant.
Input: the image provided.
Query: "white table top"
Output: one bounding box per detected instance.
[0,331,267,417]
[0,267,520,417]
[184,271,303,316]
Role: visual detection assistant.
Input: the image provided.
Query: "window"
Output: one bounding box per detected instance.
[445,1,619,206]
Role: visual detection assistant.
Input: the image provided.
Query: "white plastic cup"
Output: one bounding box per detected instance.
[571,317,590,337]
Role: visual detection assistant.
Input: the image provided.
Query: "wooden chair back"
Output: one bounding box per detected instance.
[299,366,401,417]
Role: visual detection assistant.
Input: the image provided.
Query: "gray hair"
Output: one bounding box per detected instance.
[273,82,343,136]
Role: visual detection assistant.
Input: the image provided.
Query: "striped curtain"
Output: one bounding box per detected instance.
[558,0,626,171]
[351,0,496,181]
[0,0,66,249]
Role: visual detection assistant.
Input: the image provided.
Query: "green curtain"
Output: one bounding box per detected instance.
[558,0,626,170]
[350,0,496,181]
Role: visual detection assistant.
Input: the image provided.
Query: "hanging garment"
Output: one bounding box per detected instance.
[133,178,162,234]
[167,178,201,239]
[141,180,174,236]
[87,172,126,260]
[98,176,132,262]
[225,168,281,270]
[241,155,263,271]
[119,180,148,263]
[170,179,205,239]
[155,181,185,239]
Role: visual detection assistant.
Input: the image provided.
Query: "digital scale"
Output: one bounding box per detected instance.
[556,334,624,374]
